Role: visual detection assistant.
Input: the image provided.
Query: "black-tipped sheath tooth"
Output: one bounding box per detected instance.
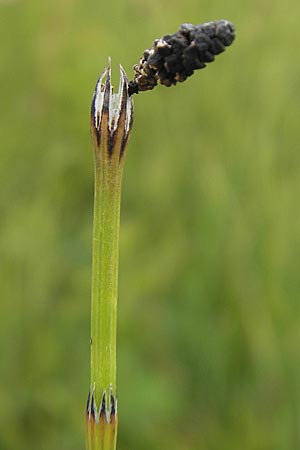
[109,387,118,423]
[91,70,108,149]
[107,67,126,156]
[120,66,129,115]
[120,65,129,88]
[110,392,116,417]
[91,69,105,119]
[99,391,106,421]
[91,93,96,120]
[91,391,98,421]
[120,65,128,103]
[120,124,131,159]
[119,69,130,152]
[103,65,111,116]
[86,391,91,414]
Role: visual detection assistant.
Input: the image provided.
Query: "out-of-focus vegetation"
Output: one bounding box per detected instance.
[1,0,300,449]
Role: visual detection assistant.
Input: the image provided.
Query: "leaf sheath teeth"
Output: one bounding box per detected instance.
[86,386,117,424]
[91,61,133,164]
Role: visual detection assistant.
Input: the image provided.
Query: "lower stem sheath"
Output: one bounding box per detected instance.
[86,64,133,450]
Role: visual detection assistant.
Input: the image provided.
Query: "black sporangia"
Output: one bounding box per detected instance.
[128,19,235,96]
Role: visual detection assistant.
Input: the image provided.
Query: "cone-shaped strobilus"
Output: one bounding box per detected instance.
[87,19,235,450]
[128,19,235,95]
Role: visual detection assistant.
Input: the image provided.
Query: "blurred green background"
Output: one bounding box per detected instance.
[1,0,300,449]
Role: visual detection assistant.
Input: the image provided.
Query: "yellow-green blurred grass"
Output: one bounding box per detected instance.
[1,0,300,449]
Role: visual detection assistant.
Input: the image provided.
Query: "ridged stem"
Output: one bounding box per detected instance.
[91,158,123,403]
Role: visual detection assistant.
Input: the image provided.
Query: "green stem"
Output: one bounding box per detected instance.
[91,159,123,405]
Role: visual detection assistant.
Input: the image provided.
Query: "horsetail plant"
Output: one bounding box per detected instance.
[86,19,235,450]
[86,64,133,450]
